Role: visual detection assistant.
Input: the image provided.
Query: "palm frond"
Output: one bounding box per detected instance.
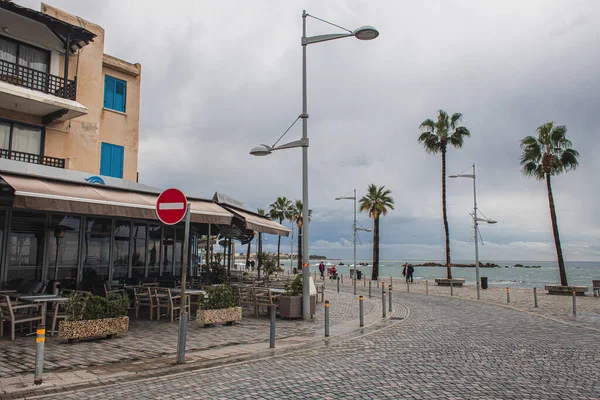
[450,112,463,129]
[560,148,580,171]
[419,119,435,132]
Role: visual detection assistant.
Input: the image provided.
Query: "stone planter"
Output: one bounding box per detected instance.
[279,295,316,319]
[197,306,242,326]
[544,285,588,296]
[58,316,129,340]
[435,278,465,287]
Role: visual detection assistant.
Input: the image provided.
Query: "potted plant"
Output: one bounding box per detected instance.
[59,292,129,341]
[197,284,242,327]
[279,274,316,319]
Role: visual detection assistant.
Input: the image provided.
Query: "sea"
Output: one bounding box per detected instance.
[274,259,600,288]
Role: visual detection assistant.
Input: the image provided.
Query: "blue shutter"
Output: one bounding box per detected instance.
[114,80,126,112]
[112,145,124,178]
[104,76,115,109]
[100,143,112,176]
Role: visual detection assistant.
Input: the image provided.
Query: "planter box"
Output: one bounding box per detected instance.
[58,316,129,340]
[544,285,588,296]
[435,278,465,287]
[197,306,242,325]
[279,295,316,319]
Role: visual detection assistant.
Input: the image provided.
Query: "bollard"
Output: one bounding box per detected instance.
[450,279,454,296]
[34,325,45,385]
[425,280,429,295]
[359,296,364,327]
[377,279,379,289]
[341,274,344,284]
[572,291,577,316]
[176,312,188,364]
[353,277,357,296]
[382,290,387,318]
[324,300,330,337]
[337,276,340,293]
[406,281,409,292]
[369,281,372,298]
[533,287,538,308]
[388,285,393,312]
[506,287,510,304]
[390,276,393,289]
[270,306,276,348]
[364,276,366,287]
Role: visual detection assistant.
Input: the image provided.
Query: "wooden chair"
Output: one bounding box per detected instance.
[133,287,158,320]
[50,300,68,336]
[239,286,255,314]
[153,288,190,322]
[253,288,281,317]
[104,283,126,297]
[0,295,44,340]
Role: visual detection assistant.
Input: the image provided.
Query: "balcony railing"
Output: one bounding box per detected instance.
[0,59,76,100]
[0,149,65,169]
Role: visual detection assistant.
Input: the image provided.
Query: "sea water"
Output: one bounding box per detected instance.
[277,260,600,288]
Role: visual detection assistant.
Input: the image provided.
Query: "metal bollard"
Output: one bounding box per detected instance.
[364,276,366,287]
[506,287,510,304]
[390,276,393,289]
[533,287,538,308]
[388,285,393,312]
[34,325,45,385]
[572,291,577,316]
[337,276,340,293]
[176,312,188,364]
[377,279,379,288]
[425,280,429,295]
[369,281,372,298]
[324,300,330,337]
[382,290,387,318]
[359,296,364,327]
[341,274,344,284]
[450,280,454,296]
[270,306,276,348]
[354,277,357,296]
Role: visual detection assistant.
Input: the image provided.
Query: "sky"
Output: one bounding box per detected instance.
[22,0,600,262]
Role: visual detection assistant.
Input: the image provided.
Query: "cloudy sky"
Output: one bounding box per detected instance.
[23,0,600,262]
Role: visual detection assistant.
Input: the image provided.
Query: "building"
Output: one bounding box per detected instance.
[0,2,288,292]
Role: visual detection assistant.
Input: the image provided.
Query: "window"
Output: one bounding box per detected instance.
[100,142,124,179]
[0,120,43,158]
[0,36,49,92]
[104,75,127,112]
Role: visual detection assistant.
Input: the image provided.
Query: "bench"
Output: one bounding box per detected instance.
[544,285,588,296]
[593,280,600,297]
[434,278,465,287]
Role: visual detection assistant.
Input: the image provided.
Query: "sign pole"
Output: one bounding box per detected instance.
[176,203,191,364]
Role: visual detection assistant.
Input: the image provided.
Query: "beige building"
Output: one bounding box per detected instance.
[0,1,141,181]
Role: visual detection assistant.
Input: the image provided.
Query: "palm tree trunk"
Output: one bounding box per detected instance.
[277,218,282,270]
[441,144,452,279]
[546,174,568,286]
[245,239,251,269]
[297,224,303,270]
[258,232,262,281]
[372,214,380,281]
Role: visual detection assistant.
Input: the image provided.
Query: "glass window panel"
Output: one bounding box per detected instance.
[17,44,48,72]
[6,211,46,290]
[131,223,146,279]
[162,226,174,276]
[173,228,183,278]
[46,214,80,285]
[112,220,131,281]
[147,225,161,278]
[82,217,111,285]
[11,124,41,155]
[0,121,10,150]
[0,37,17,64]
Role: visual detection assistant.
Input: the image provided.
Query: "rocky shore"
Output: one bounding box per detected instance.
[409,262,542,268]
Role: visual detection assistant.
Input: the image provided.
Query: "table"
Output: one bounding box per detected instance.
[268,288,287,294]
[0,289,17,294]
[18,294,68,332]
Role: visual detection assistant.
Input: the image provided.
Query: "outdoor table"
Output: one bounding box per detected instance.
[0,289,17,294]
[18,294,68,332]
[268,288,287,294]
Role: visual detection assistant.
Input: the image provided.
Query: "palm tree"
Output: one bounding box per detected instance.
[359,184,394,281]
[520,122,579,286]
[418,110,470,279]
[256,208,268,280]
[269,197,292,271]
[289,200,312,270]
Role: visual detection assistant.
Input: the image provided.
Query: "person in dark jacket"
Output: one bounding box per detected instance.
[406,265,415,283]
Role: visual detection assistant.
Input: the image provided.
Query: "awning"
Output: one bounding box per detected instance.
[223,206,290,237]
[0,173,233,225]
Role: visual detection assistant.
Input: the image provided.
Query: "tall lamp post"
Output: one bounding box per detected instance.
[250,11,378,320]
[450,163,497,300]
[336,189,371,295]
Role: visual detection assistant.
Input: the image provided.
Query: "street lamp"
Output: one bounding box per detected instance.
[449,163,497,300]
[336,190,371,295]
[250,11,378,320]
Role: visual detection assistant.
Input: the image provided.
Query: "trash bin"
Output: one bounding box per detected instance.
[481,276,488,290]
[356,271,363,280]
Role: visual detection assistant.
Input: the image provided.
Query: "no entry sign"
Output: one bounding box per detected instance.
[156,188,188,225]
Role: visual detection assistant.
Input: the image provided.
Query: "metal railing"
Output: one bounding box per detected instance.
[0,59,76,100]
[0,149,65,168]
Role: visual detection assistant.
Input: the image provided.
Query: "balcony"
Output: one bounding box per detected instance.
[0,149,65,169]
[0,59,77,100]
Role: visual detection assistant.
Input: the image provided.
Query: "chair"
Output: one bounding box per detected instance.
[253,288,281,317]
[104,282,126,297]
[50,300,68,336]
[153,288,190,322]
[239,286,255,313]
[133,287,158,320]
[0,295,44,340]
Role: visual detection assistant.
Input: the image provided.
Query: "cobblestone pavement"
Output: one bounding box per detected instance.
[34,285,600,399]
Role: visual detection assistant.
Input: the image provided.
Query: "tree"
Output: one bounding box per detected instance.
[256,208,268,281]
[520,122,579,286]
[289,200,312,270]
[269,197,293,271]
[418,110,470,279]
[359,184,394,281]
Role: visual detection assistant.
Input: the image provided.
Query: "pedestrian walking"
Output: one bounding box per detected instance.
[402,263,408,280]
[319,261,325,279]
[407,264,414,283]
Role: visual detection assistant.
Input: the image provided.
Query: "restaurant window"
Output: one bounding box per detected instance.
[46,214,80,286]
[0,120,43,158]
[132,223,147,279]
[147,225,161,278]
[0,36,50,92]
[6,211,46,290]
[162,226,174,276]
[82,217,111,285]
[112,220,131,281]
[173,228,183,278]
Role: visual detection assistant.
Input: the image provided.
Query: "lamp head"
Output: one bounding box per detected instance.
[353,25,379,40]
[250,144,273,156]
[487,219,498,224]
[448,174,458,178]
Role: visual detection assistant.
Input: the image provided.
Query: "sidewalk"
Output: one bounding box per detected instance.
[0,288,405,399]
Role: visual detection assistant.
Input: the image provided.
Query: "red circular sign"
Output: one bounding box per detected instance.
[156,188,188,225]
